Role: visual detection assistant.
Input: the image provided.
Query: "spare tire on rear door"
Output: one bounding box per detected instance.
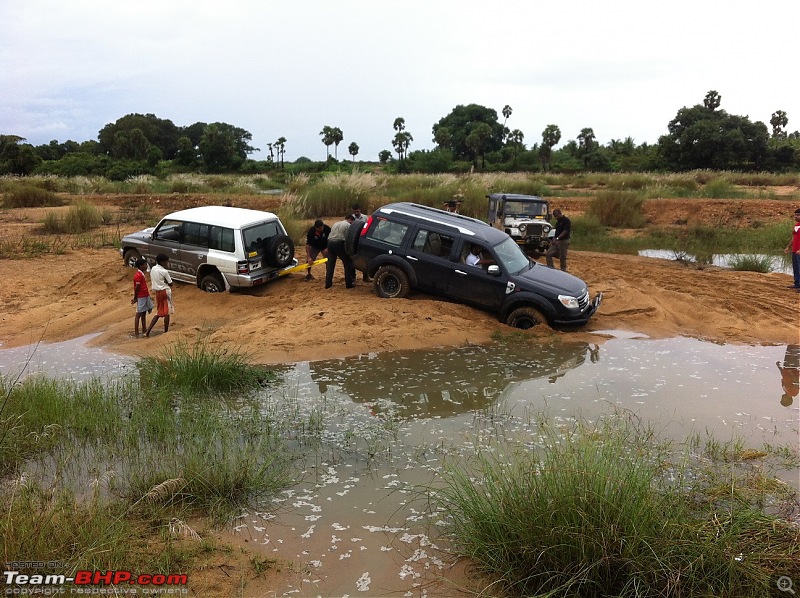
[345,220,365,257]
[265,234,295,268]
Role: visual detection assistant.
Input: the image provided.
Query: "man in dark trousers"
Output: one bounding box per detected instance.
[326,214,356,289]
[546,208,571,271]
[305,219,330,281]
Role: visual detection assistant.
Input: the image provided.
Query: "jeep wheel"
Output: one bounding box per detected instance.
[265,234,295,268]
[345,220,365,257]
[199,272,226,293]
[506,306,548,330]
[123,248,141,268]
[374,265,411,299]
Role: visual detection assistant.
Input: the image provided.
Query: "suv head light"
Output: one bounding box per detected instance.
[518,223,527,234]
[558,294,580,309]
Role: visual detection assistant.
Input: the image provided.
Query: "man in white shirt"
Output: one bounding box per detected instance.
[326,215,356,289]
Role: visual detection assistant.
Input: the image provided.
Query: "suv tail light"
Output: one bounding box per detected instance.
[361,215,373,236]
[237,260,250,274]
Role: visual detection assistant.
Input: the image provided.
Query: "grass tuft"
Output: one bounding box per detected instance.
[437,414,799,597]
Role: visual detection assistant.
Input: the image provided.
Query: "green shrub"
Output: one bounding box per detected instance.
[63,201,103,232]
[588,190,646,227]
[727,253,774,273]
[437,415,800,597]
[137,336,275,398]
[2,184,63,208]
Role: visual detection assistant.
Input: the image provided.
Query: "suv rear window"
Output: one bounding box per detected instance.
[243,221,281,254]
[368,219,408,248]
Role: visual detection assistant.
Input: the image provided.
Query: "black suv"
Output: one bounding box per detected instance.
[346,202,601,329]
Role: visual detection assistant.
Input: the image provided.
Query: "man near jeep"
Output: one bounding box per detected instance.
[546,208,571,271]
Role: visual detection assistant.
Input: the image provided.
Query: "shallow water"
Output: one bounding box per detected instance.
[639,248,792,274]
[1,334,797,596]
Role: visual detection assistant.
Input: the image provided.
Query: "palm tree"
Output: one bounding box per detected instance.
[393,117,405,132]
[392,131,413,161]
[348,142,359,163]
[577,127,596,168]
[541,124,561,172]
[508,129,524,168]
[320,126,335,159]
[275,137,287,168]
[331,127,344,160]
[502,105,512,139]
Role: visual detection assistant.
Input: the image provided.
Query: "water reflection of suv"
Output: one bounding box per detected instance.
[120,206,296,292]
[347,202,601,328]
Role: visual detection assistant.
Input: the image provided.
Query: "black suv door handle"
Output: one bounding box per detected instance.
[454,269,468,276]
[406,255,419,261]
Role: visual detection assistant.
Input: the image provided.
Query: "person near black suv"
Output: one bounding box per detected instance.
[345,202,601,329]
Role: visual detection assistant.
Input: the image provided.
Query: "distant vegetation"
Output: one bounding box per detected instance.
[1,91,798,179]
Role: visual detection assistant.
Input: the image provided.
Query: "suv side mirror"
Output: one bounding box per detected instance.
[487,265,501,276]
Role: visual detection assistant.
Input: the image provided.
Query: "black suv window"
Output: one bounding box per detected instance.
[369,219,408,248]
[412,229,454,258]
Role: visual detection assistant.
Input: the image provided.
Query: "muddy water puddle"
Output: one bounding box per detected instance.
[1,335,797,596]
[238,336,798,596]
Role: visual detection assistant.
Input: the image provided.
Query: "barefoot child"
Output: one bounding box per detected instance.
[131,258,152,336]
[146,253,173,337]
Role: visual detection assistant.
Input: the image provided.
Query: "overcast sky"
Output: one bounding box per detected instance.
[2,0,797,162]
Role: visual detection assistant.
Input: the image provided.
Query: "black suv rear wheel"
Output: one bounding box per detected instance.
[374,265,411,299]
[506,306,548,329]
[345,220,365,256]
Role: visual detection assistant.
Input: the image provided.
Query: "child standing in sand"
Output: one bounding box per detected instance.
[146,253,173,337]
[131,257,152,336]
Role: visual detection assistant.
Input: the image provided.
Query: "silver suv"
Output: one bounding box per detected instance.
[120,206,296,292]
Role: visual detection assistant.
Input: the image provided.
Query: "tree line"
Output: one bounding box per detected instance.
[1,91,798,178]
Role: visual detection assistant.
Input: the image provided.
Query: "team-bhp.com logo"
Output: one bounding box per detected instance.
[4,568,188,595]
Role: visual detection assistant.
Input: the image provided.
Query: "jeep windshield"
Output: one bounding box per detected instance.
[493,237,532,274]
[504,201,548,217]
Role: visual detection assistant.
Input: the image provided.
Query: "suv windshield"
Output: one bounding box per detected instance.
[243,221,281,254]
[504,201,547,217]
[493,237,531,274]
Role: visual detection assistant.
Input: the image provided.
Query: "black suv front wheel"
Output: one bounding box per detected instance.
[506,306,548,329]
[374,265,411,299]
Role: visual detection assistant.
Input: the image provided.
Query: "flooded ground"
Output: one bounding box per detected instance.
[1,334,798,596]
[638,249,792,274]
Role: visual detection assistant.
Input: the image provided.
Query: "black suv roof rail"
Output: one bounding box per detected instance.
[403,202,490,226]
[379,202,495,237]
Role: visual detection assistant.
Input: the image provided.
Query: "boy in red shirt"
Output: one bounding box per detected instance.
[131,257,152,336]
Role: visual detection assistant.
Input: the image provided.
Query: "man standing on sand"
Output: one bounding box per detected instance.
[351,204,371,282]
[784,207,800,292]
[146,253,173,337]
[325,214,356,289]
[305,219,330,281]
[546,208,571,271]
